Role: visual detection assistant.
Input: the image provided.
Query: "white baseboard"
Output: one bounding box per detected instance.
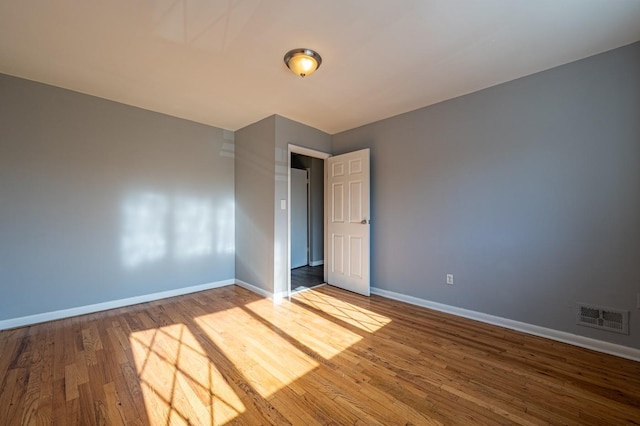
[233,279,291,303]
[309,260,324,267]
[371,287,640,362]
[234,279,273,299]
[0,279,235,331]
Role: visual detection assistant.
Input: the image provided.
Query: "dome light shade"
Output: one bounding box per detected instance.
[284,48,322,77]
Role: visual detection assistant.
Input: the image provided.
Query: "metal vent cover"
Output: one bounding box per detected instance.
[576,303,629,334]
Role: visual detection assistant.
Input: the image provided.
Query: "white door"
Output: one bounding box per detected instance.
[290,168,308,269]
[327,149,370,296]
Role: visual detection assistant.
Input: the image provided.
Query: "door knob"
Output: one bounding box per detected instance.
[360,219,369,224]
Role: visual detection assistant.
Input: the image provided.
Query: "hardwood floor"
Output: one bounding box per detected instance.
[0,285,639,425]
[290,265,325,291]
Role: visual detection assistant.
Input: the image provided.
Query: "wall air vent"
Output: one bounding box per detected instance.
[576,303,629,334]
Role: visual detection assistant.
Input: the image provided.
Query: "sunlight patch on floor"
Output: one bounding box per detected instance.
[196,305,320,398]
[293,290,392,333]
[130,323,245,425]
[245,298,363,359]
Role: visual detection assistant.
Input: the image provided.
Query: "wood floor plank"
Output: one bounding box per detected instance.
[64,364,79,402]
[51,378,66,426]
[1,284,639,425]
[21,345,43,425]
[0,368,19,425]
[107,364,141,425]
[75,383,97,426]
[103,381,127,426]
[119,362,149,424]
[34,331,54,426]
[5,367,30,425]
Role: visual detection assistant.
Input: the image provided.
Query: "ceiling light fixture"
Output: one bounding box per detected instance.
[284,48,322,78]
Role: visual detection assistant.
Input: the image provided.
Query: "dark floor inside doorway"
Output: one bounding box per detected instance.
[291,265,324,293]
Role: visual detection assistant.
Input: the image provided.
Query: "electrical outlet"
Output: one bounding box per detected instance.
[446,274,454,285]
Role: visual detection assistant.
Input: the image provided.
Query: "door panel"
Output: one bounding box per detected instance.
[332,183,344,222]
[332,234,344,274]
[349,181,362,222]
[327,149,370,296]
[349,236,362,278]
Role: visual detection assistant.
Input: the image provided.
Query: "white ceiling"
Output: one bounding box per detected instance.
[1,1,639,134]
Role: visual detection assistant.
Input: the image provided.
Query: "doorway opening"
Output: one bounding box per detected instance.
[287,145,330,297]
[290,153,325,293]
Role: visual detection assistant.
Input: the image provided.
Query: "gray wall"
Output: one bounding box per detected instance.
[332,42,640,349]
[274,116,331,295]
[0,73,235,320]
[234,116,276,293]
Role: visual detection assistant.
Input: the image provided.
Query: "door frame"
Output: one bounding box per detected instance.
[287,144,330,298]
